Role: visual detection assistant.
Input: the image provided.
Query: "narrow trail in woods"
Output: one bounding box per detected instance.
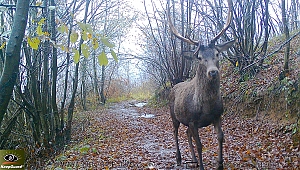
[47,101,299,169]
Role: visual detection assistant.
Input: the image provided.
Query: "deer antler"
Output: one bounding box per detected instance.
[167,0,198,46]
[167,0,233,48]
[210,0,233,45]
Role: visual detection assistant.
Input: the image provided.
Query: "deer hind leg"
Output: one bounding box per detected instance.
[187,127,197,163]
[214,118,224,170]
[172,118,181,166]
[189,122,204,170]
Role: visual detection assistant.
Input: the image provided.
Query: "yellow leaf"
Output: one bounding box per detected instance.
[43,32,50,36]
[235,61,239,67]
[60,45,70,53]
[98,51,108,66]
[82,49,90,58]
[81,43,88,50]
[246,150,251,155]
[77,22,86,31]
[37,25,43,36]
[81,44,90,58]
[87,33,92,39]
[85,24,93,34]
[64,26,69,34]
[36,2,42,6]
[70,31,78,43]
[59,24,69,34]
[100,36,114,48]
[38,18,46,25]
[27,37,40,50]
[72,48,80,64]
[77,22,93,34]
[81,31,87,41]
[0,42,6,49]
[92,38,99,50]
[57,25,66,33]
[110,49,118,62]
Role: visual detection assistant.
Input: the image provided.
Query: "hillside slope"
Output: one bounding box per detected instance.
[220,33,300,146]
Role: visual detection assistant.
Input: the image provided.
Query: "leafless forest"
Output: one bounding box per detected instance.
[0,0,299,169]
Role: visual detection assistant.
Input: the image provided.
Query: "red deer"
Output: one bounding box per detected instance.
[168,0,235,169]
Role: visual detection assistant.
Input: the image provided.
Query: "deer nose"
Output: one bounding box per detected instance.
[209,70,218,78]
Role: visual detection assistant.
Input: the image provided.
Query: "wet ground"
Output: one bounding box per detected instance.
[104,101,178,169]
[47,100,299,169]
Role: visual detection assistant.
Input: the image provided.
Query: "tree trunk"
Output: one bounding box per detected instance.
[291,0,298,30]
[60,2,77,130]
[50,0,61,145]
[40,0,50,147]
[93,51,101,103]
[81,58,87,110]
[66,63,79,142]
[0,0,30,126]
[259,0,270,66]
[0,12,4,74]
[281,0,290,75]
[100,65,106,104]
[66,0,90,142]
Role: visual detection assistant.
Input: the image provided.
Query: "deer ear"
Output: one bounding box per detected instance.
[193,45,205,60]
[195,52,203,61]
[215,39,235,52]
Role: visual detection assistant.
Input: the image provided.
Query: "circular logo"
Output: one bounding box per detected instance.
[4,154,18,162]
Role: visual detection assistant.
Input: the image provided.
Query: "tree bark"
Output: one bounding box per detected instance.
[281,0,290,75]
[100,65,106,104]
[66,0,90,142]
[80,58,87,110]
[0,0,30,126]
[40,0,50,147]
[50,0,61,144]
[60,2,77,128]
[93,51,100,103]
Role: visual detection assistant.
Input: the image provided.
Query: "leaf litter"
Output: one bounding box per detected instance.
[46,101,299,169]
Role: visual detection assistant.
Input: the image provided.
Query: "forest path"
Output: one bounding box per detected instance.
[47,101,299,169]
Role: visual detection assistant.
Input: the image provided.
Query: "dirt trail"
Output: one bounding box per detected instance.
[101,101,177,169]
[47,101,299,169]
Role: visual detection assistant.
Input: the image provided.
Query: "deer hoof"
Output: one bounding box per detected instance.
[217,163,224,170]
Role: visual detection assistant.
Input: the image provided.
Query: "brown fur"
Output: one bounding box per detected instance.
[169,41,234,170]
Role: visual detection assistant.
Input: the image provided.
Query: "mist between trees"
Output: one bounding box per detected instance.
[0,0,299,168]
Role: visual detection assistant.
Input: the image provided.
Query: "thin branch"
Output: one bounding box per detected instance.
[242,30,300,71]
[0,4,45,9]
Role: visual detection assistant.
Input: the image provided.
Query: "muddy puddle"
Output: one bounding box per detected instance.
[108,100,156,119]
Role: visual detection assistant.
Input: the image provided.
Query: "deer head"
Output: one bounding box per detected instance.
[167,0,235,79]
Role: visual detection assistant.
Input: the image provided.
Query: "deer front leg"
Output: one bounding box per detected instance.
[172,119,181,166]
[189,122,204,170]
[187,127,197,163]
[214,118,224,170]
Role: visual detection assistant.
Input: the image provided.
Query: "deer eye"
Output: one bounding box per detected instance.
[216,53,219,57]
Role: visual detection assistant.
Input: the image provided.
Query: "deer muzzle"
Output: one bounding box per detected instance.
[207,69,219,79]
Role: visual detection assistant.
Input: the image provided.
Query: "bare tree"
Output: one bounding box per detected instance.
[0,0,29,130]
[281,0,291,77]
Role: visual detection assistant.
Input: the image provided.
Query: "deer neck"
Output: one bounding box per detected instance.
[194,64,220,101]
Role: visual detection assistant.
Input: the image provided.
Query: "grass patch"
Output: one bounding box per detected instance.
[107,95,129,103]
[107,87,154,103]
[130,91,152,101]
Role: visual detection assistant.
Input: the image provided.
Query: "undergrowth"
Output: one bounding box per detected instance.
[220,35,300,147]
